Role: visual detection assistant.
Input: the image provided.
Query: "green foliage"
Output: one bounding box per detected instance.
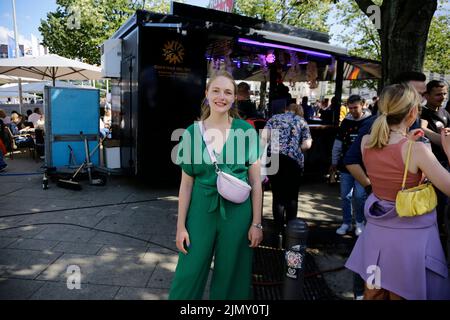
[329,0,380,61]
[234,0,332,33]
[40,0,446,82]
[330,0,448,75]
[424,14,450,74]
[234,0,277,22]
[39,0,171,65]
[328,0,381,90]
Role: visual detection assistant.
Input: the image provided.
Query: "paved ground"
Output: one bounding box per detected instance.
[0,151,355,300]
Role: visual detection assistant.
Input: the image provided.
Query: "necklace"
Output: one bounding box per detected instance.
[390,128,407,136]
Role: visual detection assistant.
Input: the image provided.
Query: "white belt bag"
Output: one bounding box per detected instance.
[198,121,252,204]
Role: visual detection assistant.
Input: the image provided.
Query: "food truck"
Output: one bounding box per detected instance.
[102,2,380,185]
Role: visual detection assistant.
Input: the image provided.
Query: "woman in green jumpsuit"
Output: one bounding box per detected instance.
[169,71,263,300]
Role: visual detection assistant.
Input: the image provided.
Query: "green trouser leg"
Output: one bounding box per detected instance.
[169,185,253,300]
[168,199,216,300]
[210,200,253,300]
[169,183,220,300]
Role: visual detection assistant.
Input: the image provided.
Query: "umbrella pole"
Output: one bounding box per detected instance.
[18,78,23,114]
[12,0,23,114]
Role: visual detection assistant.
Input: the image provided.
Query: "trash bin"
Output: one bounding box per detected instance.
[283,218,309,300]
[103,139,121,169]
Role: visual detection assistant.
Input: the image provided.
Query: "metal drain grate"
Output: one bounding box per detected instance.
[252,246,337,300]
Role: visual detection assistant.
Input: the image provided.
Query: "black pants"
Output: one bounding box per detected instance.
[269,154,302,233]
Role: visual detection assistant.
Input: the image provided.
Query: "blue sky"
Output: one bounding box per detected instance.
[0,0,209,46]
[1,0,447,50]
[0,0,58,46]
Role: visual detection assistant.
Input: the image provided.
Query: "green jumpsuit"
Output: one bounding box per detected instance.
[169,119,260,300]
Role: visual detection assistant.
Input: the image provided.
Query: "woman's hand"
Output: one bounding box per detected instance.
[248,225,263,248]
[176,226,190,255]
[407,128,424,141]
[441,128,450,160]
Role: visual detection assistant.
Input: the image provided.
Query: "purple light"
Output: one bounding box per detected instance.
[238,38,332,58]
[286,61,308,67]
[266,53,276,64]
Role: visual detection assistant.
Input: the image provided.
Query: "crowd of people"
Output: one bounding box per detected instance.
[0,107,45,171]
[1,69,448,300]
[0,96,113,171]
[171,70,449,300]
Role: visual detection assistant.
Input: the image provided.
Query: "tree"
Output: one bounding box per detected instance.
[238,0,443,88]
[351,0,438,87]
[424,13,450,74]
[331,0,449,89]
[234,0,333,33]
[330,0,381,61]
[39,0,171,65]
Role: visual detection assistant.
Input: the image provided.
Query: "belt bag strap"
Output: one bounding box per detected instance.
[401,140,413,190]
[198,121,252,205]
[198,121,221,173]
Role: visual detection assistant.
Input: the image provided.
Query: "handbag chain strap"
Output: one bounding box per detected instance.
[198,121,221,173]
[401,140,414,191]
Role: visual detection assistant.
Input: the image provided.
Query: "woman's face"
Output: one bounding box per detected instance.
[205,76,236,116]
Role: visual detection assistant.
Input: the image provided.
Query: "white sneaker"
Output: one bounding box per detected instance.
[355,222,365,236]
[336,223,352,235]
[355,295,364,300]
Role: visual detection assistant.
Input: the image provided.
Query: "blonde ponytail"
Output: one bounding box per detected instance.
[366,114,390,148]
[366,83,421,149]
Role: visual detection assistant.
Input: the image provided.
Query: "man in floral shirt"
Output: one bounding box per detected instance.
[264,103,312,233]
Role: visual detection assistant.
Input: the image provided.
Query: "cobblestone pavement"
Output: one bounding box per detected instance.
[0,153,355,300]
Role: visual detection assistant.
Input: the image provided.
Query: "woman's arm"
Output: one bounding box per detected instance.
[248,160,263,248]
[414,139,450,197]
[347,135,372,188]
[176,171,194,254]
[300,138,312,152]
[260,128,270,147]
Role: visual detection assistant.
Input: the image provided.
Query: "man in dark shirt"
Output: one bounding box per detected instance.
[331,95,372,236]
[420,80,449,244]
[421,80,449,163]
[301,96,314,122]
[236,82,257,119]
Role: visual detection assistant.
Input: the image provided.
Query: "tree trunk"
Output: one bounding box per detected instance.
[380,0,437,87]
[355,0,437,88]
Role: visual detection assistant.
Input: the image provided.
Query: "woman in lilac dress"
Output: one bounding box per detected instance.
[346,83,450,300]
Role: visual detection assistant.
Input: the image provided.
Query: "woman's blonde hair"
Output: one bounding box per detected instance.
[367,83,421,149]
[286,103,304,117]
[10,113,19,123]
[200,70,240,120]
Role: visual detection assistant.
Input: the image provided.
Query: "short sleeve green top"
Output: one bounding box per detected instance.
[176,118,262,187]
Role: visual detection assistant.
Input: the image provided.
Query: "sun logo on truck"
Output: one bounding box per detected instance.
[162,40,185,64]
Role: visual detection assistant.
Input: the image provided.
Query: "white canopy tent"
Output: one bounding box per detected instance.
[0,75,41,85]
[0,54,102,86]
[0,54,103,113]
[0,81,93,93]
[0,91,34,99]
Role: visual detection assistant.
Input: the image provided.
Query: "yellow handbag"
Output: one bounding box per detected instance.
[395,140,437,217]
